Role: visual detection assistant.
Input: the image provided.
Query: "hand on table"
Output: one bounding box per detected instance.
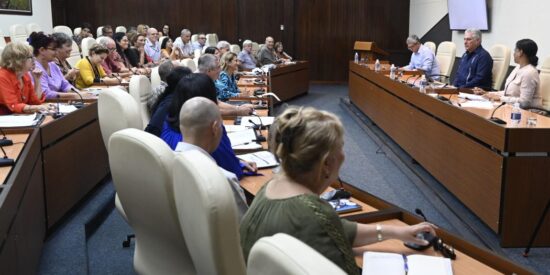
[472,87,487,95]
[482,92,501,101]
[241,160,258,173]
[396,222,438,246]
[237,104,254,115]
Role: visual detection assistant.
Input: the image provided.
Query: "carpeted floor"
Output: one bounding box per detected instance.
[38,84,550,274]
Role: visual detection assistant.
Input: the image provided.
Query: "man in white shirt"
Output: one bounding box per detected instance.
[173,29,194,59]
[401,35,440,80]
[175,97,248,220]
[144,28,161,63]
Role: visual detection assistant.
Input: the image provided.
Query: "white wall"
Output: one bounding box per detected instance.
[0,0,53,36]
[411,0,550,67]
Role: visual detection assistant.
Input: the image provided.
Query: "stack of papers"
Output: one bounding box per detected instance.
[362,252,453,275]
[0,114,43,127]
[458,92,487,101]
[59,104,78,114]
[237,151,279,168]
[460,101,494,109]
[239,116,274,128]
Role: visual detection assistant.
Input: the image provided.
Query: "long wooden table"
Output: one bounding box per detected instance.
[348,61,550,247]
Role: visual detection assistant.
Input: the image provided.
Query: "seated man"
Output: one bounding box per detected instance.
[238,40,257,70]
[73,23,92,48]
[144,28,161,63]
[96,37,132,78]
[173,29,194,59]
[257,36,278,66]
[216,41,231,56]
[101,25,114,38]
[401,35,440,80]
[147,60,177,114]
[192,33,206,52]
[453,28,493,90]
[176,97,248,220]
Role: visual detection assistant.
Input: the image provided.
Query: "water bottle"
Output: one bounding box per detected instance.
[510,102,522,126]
[375,59,381,72]
[354,52,359,63]
[419,79,427,93]
[389,64,396,80]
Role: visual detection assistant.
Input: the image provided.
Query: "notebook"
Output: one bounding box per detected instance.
[362,252,453,275]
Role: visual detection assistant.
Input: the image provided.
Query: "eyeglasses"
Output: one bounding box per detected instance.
[108,47,116,52]
[199,37,206,40]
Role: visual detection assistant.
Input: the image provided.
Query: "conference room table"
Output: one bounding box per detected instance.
[348,61,550,247]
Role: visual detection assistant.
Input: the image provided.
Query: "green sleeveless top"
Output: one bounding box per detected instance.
[240,183,359,274]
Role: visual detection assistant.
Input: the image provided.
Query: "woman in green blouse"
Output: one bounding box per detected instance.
[240,106,436,274]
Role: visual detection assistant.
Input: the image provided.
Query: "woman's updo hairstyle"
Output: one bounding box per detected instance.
[269,106,344,180]
[516,39,538,66]
[28,32,56,56]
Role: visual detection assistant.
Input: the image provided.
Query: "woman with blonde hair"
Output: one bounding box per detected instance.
[0,42,52,114]
[240,106,436,274]
[214,51,241,101]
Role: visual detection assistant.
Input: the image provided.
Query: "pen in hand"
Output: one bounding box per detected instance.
[402,254,408,275]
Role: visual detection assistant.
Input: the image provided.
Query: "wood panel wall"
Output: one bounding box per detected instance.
[52,0,410,82]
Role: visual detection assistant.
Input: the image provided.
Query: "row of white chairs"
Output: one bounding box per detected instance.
[98,85,346,274]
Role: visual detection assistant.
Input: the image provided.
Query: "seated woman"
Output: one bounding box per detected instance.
[28,32,81,100]
[0,42,51,114]
[113,32,147,75]
[51,32,79,83]
[240,106,436,273]
[126,32,152,70]
[204,46,221,59]
[74,44,120,89]
[145,66,192,137]
[474,39,543,109]
[160,37,182,61]
[274,41,292,61]
[96,37,132,78]
[161,73,256,179]
[214,52,241,101]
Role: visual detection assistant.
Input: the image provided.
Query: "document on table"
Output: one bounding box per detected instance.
[0,114,43,127]
[59,104,78,114]
[239,116,274,128]
[458,92,487,101]
[237,151,278,168]
[225,125,249,133]
[460,100,494,109]
[228,128,257,146]
[362,252,453,275]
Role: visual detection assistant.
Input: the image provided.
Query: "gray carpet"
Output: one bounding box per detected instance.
[38,84,550,274]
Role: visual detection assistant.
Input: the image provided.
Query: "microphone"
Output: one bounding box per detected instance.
[52,95,63,119]
[489,102,507,125]
[112,73,123,84]
[70,87,85,109]
[415,208,429,222]
[0,145,15,167]
[0,128,13,147]
[247,118,266,142]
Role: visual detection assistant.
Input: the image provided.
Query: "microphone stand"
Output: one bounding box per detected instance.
[70,87,85,109]
[0,128,13,147]
[489,102,507,125]
[247,118,266,143]
[0,145,15,167]
[52,95,63,119]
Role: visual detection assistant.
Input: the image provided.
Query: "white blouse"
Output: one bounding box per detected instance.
[497,64,542,109]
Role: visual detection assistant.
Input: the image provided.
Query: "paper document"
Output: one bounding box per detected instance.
[238,151,278,168]
[460,101,494,109]
[458,92,487,101]
[59,104,78,114]
[239,116,274,128]
[0,114,43,127]
[228,129,257,147]
[84,88,104,96]
[225,125,249,133]
[362,252,453,275]
[232,143,262,150]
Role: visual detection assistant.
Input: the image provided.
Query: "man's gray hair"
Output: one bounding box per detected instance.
[180,29,191,36]
[465,28,482,41]
[406,35,421,45]
[179,97,221,137]
[242,40,253,48]
[217,40,230,50]
[158,60,175,82]
[96,36,113,47]
[198,54,218,73]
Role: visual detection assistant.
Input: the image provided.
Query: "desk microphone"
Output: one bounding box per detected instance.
[52,95,63,119]
[489,102,507,125]
[0,128,13,147]
[247,119,266,142]
[404,208,436,251]
[0,145,15,167]
[415,208,429,222]
[70,87,85,109]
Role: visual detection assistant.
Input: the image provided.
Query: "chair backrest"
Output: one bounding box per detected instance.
[65,40,82,67]
[230,44,241,54]
[53,25,73,37]
[173,150,246,275]
[129,75,152,128]
[150,66,162,89]
[539,56,550,111]
[436,41,456,78]
[489,44,511,90]
[0,29,6,48]
[0,46,4,62]
[205,33,217,47]
[81,37,97,58]
[191,34,198,43]
[108,129,195,275]
[115,26,127,33]
[73,27,81,36]
[181,58,197,72]
[193,57,199,69]
[26,23,41,35]
[212,33,219,43]
[247,233,346,275]
[251,42,260,56]
[194,48,202,59]
[9,24,27,43]
[98,87,142,149]
[96,26,103,37]
[424,41,436,54]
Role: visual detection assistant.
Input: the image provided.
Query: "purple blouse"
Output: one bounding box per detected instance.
[33,61,74,99]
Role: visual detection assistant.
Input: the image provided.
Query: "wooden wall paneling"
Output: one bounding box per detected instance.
[237,0,285,45]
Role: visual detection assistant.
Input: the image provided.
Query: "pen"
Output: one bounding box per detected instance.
[402,254,408,275]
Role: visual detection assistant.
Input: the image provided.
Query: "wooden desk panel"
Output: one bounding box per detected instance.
[0,134,29,185]
[270,61,309,102]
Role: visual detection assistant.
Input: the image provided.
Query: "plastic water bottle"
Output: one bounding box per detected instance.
[510,102,522,126]
[389,64,396,80]
[419,80,427,93]
[375,59,381,72]
[354,52,359,63]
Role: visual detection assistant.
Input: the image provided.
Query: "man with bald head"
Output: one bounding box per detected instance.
[175,97,248,220]
[97,36,132,77]
[145,27,161,63]
[258,36,279,66]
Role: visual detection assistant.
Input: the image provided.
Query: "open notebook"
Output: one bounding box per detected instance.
[362,252,453,275]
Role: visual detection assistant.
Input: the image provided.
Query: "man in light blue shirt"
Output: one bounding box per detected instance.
[144,28,161,63]
[402,35,440,80]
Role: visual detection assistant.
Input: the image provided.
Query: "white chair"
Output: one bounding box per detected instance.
[53,25,73,37]
[247,233,347,275]
[251,42,260,56]
[173,150,246,275]
[193,57,199,70]
[191,34,198,44]
[435,41,456,79]
[129,75,152,128]
[26,23,41,35]
[66,41,82,67]
[205,33,217,47]
[109,129,195,275]
[181,58,197,72]
[194,48,202,59]
[489,44,511,91]
[9,24,27,43]
[150,67,161,89]
[81,37,97,58]
[96,26,103,37]
[538,56,550,112]
[115,26,127,33]
[230,44,241,54]
[73,27,82,36]
[212,33,219,43]
[424,41,436,54]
